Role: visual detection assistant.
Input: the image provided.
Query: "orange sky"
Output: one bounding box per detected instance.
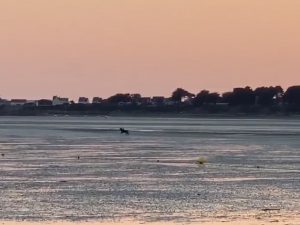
[0,0,299,100]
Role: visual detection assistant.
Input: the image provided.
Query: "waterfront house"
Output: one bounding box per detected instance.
[78,97,90,104]
[25,100,38,107]
[10,99,27,106]
[38,99,53,107]
[92,97,103,104]
[52,96,69,106]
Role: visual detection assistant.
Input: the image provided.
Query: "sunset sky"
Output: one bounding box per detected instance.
[0,0,299,100]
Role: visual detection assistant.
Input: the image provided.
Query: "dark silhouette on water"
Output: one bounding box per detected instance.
[120,128,129,135]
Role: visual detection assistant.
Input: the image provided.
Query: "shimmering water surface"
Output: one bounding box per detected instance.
[0,116,299,222]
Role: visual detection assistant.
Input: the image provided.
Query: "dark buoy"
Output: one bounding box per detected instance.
[1,153,4,157]
[77,156,80,160]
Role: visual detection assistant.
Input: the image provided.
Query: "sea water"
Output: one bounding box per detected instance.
[0,116,299,222]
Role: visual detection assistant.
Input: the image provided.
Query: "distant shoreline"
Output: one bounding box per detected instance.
[0,111,300,119]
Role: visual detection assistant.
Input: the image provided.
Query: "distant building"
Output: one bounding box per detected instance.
[140,97,151,105]
[151,96,165,105]
[10,99,27,106]
[164,98,176,106]
[25,100,38,107]
[38,99,53,107]
[0,98,9,106]
[52,96,69,106]
[78,97,89,104]
[131,94,142,102]
[118,102,132,106]
[92,97,103,104]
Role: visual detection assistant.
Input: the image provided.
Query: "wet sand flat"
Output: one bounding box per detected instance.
[0,116,299,223]
[1,215,300,225]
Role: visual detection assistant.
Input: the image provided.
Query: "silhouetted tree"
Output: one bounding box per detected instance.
[226,86,255,106]
[254,86,283,106]
[206,92,220,104]
[193,90,220,106]
[107,93,132,104]
[222,92,233,104]
[193,90,209,106]
[274,86,284,99]
[171,88,194,102]
[283,86,300,105]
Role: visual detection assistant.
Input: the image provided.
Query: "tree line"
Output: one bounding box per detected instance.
[106,85,300,106]
[171,85,300,106]
[1,85,300,116]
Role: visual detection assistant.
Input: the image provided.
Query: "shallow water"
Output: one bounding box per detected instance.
[0,116,299,222]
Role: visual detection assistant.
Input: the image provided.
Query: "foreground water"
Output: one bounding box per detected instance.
[0,116,299,222]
